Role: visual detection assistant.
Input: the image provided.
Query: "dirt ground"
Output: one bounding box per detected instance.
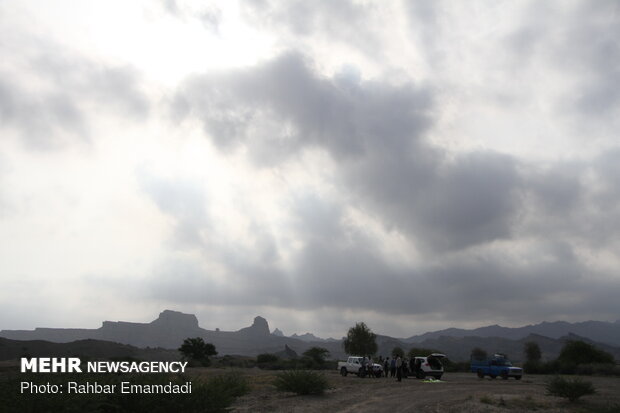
[210,370,620,413]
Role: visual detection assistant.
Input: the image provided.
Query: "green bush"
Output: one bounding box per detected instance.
[207,372,250,399]
[545,376,596,402]
[391,347,405,358]
[524,360,541,374]
[257,353,279,364]
[273,370,329,395]
[479,395,494,405]
[179,337,217,367]
[558,341,615,365]
[302,347,329,367]
[214,355,256,368]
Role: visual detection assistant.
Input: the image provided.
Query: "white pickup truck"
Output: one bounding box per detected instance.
[338,356,383,378]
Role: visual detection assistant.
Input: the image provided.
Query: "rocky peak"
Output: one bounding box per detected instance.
[252,316,270,334]
[151,310,199,329]
[238,316,270,336]
[272,328,284,337]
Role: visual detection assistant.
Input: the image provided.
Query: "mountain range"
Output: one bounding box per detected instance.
[404,320,620,347]
[2,310,619,362]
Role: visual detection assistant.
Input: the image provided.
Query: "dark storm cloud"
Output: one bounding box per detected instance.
[174,52,521,252]
[143,185,620,323]
[161,1,620,324]
[519,153,620,250]
[0,37,149,149]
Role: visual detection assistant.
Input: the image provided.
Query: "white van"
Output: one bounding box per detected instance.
[411,353,446,379]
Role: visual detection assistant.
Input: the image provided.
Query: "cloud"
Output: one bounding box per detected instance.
[165,48,620,325]
[3,0,619,336]
[138,170,210,249]
[160,0,222,33]
[240,0,381,55]
[174,51,523,252]
[0,34,149,150]
[505,0,620,117]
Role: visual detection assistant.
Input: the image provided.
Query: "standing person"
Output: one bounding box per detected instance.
[361,356,367,378]
[390,357,396,377]
[384,357,390,378]
[367,356,373,378]
[396,356,402,382]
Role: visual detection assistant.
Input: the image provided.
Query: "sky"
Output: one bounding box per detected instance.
[1,0,619,339]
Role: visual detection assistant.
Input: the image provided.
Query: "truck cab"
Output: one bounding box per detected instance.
[338,356,383,378]
[470,354,522,380]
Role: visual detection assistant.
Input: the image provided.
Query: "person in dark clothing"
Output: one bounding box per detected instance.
[384,357,389,378]
[396,356,402,382]
[390,357,396,377]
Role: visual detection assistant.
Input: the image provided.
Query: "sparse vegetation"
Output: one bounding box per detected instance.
[254,352,336,371]
[477,394,549,410]
[524,341,542,363]
[273,370,330,395]
[470,347,487,360]
[479,394,494,404]
[546,375,596,402]
[256,353,279,364]
[343,322,377,356]
[525,340,618,375]
[302,347,330,368]
[214,354,257,368]
[391,346,405,358]
[207,372,250,399]
[524,341,543,373]
[178,337,217,367]
[558,341,615,366]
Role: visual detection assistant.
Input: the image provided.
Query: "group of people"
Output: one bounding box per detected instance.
[360,355,416,382]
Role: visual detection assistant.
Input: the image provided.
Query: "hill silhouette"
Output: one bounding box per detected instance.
[0,311,342,357]
[0,337,178,361]
[2,311,620,361]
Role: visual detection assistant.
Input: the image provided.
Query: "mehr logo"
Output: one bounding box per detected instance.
[21,358,82,373]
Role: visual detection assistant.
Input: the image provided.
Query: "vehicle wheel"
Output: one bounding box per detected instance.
[375,371,382,378]
[515,376,522,380]
[416,371,425,379]
[340,367,347,377]
[489,374,497,379]
[501,371,508,380]
[437,374,443,380]
[477,369,484,379]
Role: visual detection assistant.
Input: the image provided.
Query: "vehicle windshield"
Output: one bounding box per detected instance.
[495,359,512,366]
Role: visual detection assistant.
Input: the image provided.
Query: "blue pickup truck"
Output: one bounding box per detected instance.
[470,354,522,380]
